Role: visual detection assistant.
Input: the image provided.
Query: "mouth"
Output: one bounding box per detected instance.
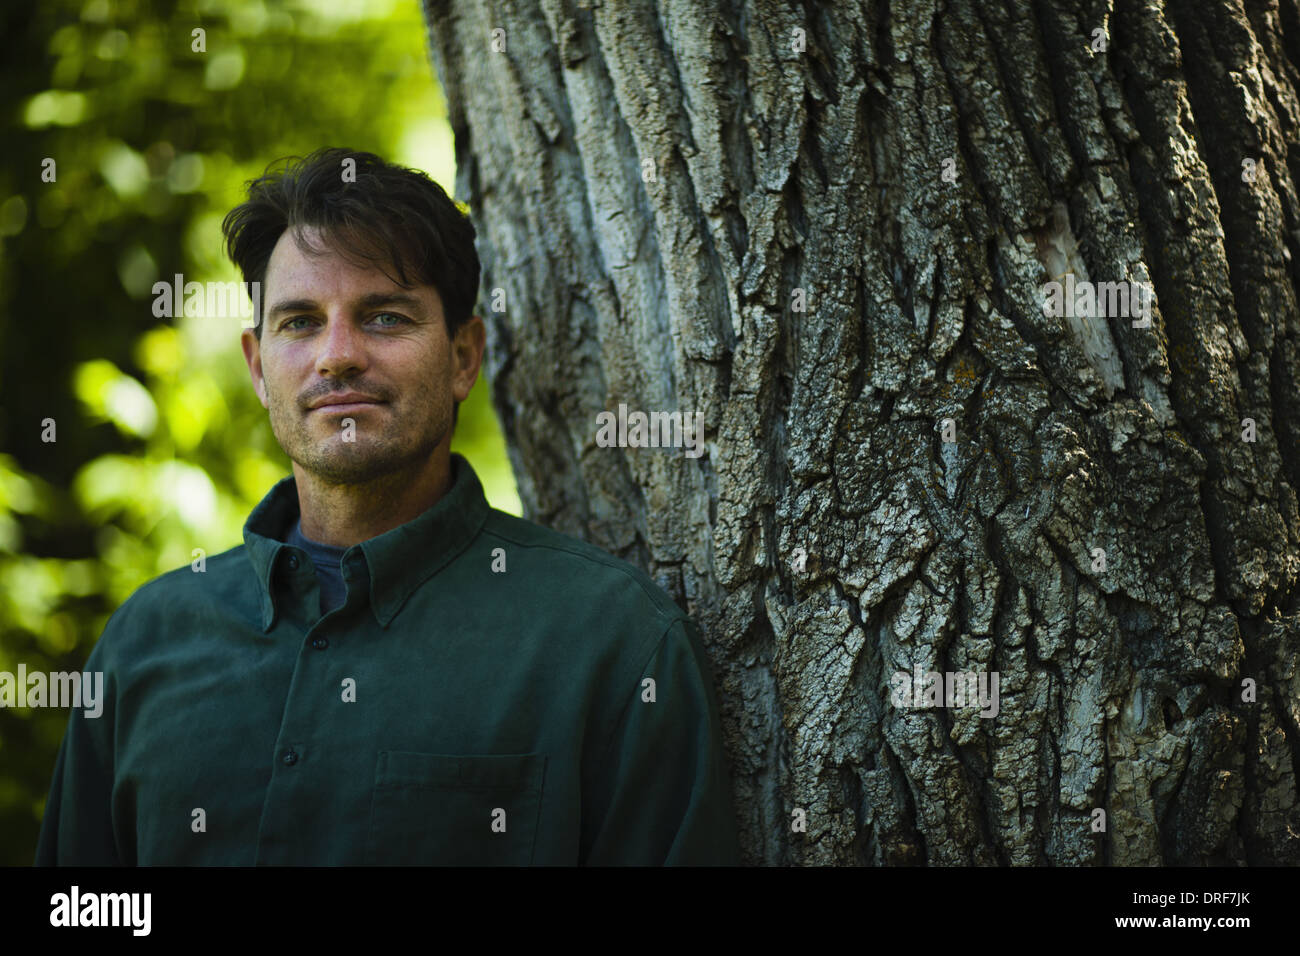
[310,401,385,414]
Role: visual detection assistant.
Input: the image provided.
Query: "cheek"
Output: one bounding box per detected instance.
[416,352,450,396]
[264,355,304,405]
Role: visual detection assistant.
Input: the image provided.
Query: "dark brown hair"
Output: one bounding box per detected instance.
[222,147,480,341]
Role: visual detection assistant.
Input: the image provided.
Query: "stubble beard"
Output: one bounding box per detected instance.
[266,378,450,488]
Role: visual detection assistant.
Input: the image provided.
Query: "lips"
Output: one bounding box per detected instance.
[311,401,382,413]
[308,392,384,410]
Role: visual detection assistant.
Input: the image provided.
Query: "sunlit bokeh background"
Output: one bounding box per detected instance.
[0,0,519,864]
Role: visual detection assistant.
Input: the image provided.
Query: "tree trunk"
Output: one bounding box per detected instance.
[422,0,1300,865]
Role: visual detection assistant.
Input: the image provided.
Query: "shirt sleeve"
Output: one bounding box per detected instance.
[581,616,742,866]
[33,633,122,866]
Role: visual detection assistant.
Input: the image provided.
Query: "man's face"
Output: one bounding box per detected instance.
[241,224,481,486]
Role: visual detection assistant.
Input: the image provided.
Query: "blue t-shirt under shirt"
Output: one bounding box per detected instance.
[284,518,348,615]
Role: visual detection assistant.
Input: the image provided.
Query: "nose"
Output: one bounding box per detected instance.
[315,312,367,380]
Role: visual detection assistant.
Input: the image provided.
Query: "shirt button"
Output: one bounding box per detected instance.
[311,636,329,650]
[287,554,299,570]
[282,750,298,766]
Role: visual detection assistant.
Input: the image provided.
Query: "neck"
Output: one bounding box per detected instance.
[293,450,454,549]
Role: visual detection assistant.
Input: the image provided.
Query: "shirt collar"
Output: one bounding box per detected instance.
[243,452,490,631]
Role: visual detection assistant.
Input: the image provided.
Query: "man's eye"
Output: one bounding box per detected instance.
[284,316,313,330]
[372,312,408,327]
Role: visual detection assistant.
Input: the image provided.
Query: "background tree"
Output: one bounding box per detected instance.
[423,0,1300,864]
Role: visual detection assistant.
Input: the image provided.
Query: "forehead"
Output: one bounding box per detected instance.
[265,224,433,304]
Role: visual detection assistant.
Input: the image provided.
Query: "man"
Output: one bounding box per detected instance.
[35,148,741,866]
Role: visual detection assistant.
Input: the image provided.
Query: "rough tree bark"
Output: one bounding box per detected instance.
[423,0,1300,865]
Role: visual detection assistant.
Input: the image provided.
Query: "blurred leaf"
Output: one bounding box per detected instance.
[74,360,159,438]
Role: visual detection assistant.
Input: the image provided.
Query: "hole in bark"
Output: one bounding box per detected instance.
[1162,697,1183,731]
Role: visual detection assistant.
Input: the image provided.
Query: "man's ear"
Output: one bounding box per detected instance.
[241,329,270,410]
[452,314,486,403]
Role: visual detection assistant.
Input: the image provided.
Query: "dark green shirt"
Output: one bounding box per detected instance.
[35,453,741,866]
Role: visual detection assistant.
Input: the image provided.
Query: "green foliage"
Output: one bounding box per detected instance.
[0,0,518,865]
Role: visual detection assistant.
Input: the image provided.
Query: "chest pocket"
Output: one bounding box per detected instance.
[366,751,547,866]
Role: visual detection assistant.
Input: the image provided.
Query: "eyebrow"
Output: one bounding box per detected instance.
[266,292,424,317]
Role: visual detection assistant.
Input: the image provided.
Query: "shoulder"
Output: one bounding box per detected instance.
[128,543,253,604]
[474,510,707,706]
[88,544,256,659]
[478,509,688,630]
